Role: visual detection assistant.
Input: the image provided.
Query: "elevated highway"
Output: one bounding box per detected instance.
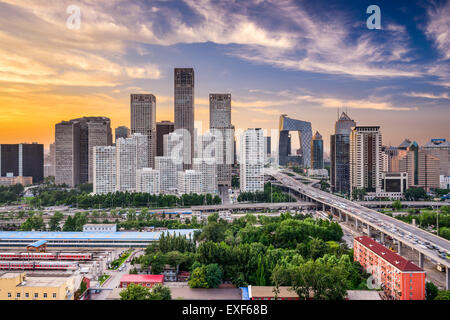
[266,168,450,289]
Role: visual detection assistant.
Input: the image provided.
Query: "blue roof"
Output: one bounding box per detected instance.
[27,240,47,247]
[240,287,250,300]
[0,229,197,242]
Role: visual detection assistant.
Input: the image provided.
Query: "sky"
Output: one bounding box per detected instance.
[0,0,449,155]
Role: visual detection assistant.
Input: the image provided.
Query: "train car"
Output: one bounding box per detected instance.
[0,252,21,260]
[20,253,57,260]
[58,253,92,261]
[0,261,35,270]
[36,261,77,270]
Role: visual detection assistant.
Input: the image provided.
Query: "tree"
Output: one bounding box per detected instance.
[205,263,223,288]
[434,290,450,300]
[188,266,209,288]
[119,284,152,300]
[404,187,427,201]
[426,282,439,300]
[352,188,366,201]
[392,200,402,211]
[149,284,171,300]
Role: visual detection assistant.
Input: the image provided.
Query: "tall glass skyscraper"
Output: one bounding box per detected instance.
[174,68,194,169]
[311,131,324,169]
[330,112,356,195]
[131,94,156,168]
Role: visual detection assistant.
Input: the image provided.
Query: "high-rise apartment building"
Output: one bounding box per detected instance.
[174,68,195,169]
[163,131,185,171]
[349,126,383,194]
[136,168,160,194]
[115,126,130,143]
[193,158,217,194]
[311,131,324,169]
[0,143,44,183]
[240,128,265,192]
[398,142,440,191]
[155,156,178,194]
[178,170,203,195]
[55,117,112,187]
[156,121,174,157]
[116,134,148,192]
[93,146,116,194]
[209,93,234,186]
[422,138,450,176]
[131,94,156,168]
[330,112,356,194]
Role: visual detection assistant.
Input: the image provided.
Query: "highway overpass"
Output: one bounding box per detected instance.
[266,168,450,289]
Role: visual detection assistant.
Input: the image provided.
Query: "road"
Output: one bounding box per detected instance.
[266,168,450,273]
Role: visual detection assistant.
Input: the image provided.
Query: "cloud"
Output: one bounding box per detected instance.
[406,92,450,100]
[424,1,450,60]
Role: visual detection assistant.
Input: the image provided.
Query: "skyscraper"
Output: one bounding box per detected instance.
[0,143,44,183]
[93,146,116,194]
[115,126,130,143]
[240,128,265,192]
[330,112,356,194]
[422,138,450,176]
[399,142,440,191]
[311,131,324,169]
[55,117,112,187]
[209,93,234,186]
[116,133,148,192]
[156,121,174,157]
[349,126,383,194]
[131,94,156,168]
[174,68,194,169]
[278,115,312,167]
[55,120,81,187]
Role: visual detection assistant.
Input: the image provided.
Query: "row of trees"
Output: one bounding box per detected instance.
[29,190,221,209]
[238,183,296,203]
[119,283,171,300]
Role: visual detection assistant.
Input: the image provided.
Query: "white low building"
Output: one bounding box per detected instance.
[83,224,117,232]
[178,170,203,195]
[136,168,160,194]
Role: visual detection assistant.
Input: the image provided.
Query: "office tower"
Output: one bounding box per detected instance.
[155,156,178,194]
[311,131,324,169]
[93,146,116,194]
[156,121,174,157]
[115,134,148,192]
[174,68,194,169]
[278,114,312,167]
[55,117,112,187]
[399,142,440,191]
[131,94,156,168]
[209,93,234,186]
[115,126,130,143]
[55,121,81,187]
[330,112,356,194]
[44,143,56,178]
[422,138,450,176]
[0,143,44,183]
[240,128,265,192]
[350,126,383,194]
[193,158,217,194]
[178,170,203,195]
[136,168,160,194]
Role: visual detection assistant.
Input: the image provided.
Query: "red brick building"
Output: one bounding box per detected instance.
[354,236,425,300]
[119,274,164,289]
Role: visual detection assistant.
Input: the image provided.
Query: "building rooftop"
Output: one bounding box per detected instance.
[0,272,71,287]
[249,286,299,298]
[346,290,381,300]
[120,274,164,283]
[27,240,47,248]
[355,236,424,272]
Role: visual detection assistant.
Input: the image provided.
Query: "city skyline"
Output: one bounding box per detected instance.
[0,0,449,152]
